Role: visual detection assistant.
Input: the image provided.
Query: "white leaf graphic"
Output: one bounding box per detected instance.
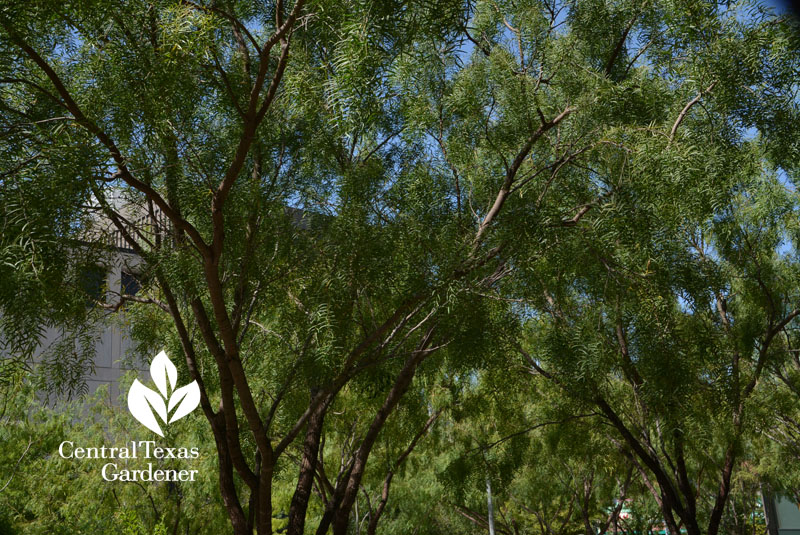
[128,351,200,435]
[167,380,201,423]
[128,379,168,436]
[151,350,177,398]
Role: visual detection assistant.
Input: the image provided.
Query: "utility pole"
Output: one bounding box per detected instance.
[486,477,496,535]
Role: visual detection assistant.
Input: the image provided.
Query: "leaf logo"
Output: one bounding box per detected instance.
[127,351,200,436]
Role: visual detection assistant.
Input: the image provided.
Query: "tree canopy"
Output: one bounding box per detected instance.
[1,1,799,534]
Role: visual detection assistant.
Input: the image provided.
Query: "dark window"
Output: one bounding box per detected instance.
[80,265,105,304]
[121,271,141,296]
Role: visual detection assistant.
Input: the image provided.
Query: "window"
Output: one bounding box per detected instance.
[121,271,141,296]
[80,264,106,304]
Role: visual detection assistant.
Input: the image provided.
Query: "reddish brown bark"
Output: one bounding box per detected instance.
[330,328,436,535]
[287,396,329,535]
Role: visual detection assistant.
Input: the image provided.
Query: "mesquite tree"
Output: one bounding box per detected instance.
[2,1,799,534]
[484,3,800,535]
[0,0,527,533]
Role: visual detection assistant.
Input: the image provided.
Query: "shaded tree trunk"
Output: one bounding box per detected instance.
[288,397,329,535]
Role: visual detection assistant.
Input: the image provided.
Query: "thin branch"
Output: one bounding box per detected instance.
[2,25,211,255]
[466,414,597,454]
[0,436,32,493]
[180,0,260,50]
[97,293,170,313]
[472,106,576,247]
[669,81,717,142]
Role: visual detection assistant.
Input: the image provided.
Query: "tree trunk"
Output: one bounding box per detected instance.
[330,331,434,535]
[256,460,274,535]
[211,418,250,535]
[316,464,354,535]
[287,400,328,535]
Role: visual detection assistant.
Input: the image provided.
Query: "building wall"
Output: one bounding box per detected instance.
[776,497,800,535]
[30,252,148,404]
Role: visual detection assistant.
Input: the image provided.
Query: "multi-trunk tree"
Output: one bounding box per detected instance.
[0,0,537,533]
[497,2,800,532]
[2,1,798,534]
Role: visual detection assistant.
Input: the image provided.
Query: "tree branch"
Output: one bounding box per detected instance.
[669,81,717,142]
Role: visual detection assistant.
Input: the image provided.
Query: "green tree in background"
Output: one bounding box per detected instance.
[1,1,506,533]
[1,1,799,534]
[495,3,800,533]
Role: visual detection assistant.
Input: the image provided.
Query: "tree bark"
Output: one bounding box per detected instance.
[211,415,250,535]
[366,408,442,535]
[288,397,329,535]
[329,330,435,535]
